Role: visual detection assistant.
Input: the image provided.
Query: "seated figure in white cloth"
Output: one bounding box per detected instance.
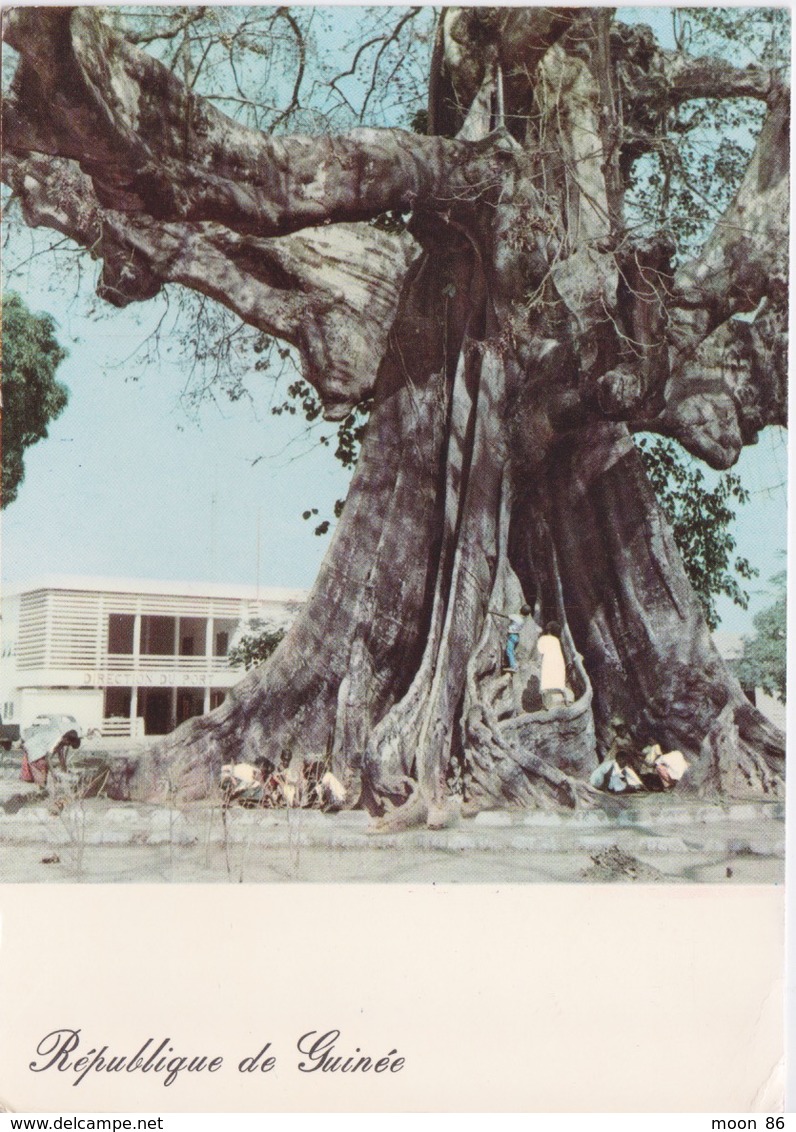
[537,621,570,710]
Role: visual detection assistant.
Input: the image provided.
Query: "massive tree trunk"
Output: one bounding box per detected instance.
[3,7,786,820]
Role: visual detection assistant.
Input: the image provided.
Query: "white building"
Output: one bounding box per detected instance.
[0,577,306,737]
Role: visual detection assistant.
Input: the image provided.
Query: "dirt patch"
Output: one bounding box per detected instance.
[581,844,667,882]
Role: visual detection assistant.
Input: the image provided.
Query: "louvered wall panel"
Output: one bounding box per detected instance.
[104,594,140,615]
[47,590,103,668]
[100,594,245,618]
[17,591,48,669]
[208,599,245,618]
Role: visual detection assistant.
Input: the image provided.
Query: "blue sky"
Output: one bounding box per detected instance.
[2,6,788,636]
[2,274,351,591]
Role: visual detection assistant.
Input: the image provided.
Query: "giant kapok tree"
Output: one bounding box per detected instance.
[2,6,787,823]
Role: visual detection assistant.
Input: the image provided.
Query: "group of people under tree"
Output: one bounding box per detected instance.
[498,605,689,798]
[3,6,786,821]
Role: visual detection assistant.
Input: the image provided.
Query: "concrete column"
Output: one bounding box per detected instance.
[131,612,143,736]
[203,615,213,716]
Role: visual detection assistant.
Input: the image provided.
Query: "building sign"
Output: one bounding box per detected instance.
[83,671,214,687]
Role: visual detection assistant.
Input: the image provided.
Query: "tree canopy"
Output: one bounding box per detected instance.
[1,291,69,508]
[2,6,788,818]
[737,572,787,702]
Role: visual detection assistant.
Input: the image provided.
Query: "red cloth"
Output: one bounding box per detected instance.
[20,752,47,786]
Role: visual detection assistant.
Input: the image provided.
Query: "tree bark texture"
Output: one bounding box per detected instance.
[3,6,786,820]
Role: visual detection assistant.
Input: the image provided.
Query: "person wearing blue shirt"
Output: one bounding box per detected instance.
[504,604,531,671]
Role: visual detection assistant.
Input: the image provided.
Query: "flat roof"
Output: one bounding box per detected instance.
[1,575,308,603]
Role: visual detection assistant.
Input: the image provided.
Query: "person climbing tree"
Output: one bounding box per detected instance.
[504,604,532,673]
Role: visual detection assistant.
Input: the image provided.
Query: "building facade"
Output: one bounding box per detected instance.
[0,577,305,737]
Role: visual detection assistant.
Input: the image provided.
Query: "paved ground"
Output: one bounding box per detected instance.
[0,746,784,884]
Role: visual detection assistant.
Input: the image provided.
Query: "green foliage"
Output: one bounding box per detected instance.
[737,572,786,701]
[1,292,69,508]
[227,618,285,670]
[636,437,757,630]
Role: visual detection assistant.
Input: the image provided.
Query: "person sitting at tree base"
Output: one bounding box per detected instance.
[590,717,643,793]
[640,744,689,790]
[590,720,690,794]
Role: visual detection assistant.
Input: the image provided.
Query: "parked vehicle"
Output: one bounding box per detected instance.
[0,716,21,751]
[26,714,82,742]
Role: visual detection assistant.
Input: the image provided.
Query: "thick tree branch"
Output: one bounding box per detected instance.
[657,45,778,105]
[3,7,511,238]
[613,21,781,170]
[670,91,788,336]
[657,91,789,465]
[429,7,582,137]
[585,89,788,466]
[654,300,787,467]
[3,151,415,416]
[614,21,778,114]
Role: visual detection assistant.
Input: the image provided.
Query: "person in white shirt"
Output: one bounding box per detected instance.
[537,621,569,709]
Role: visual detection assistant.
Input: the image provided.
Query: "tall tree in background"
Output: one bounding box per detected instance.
[1,292,68,508]
[737,573,787,704]
[2,7,787,820]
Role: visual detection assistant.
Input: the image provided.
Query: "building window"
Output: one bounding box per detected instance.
[140,615,176,656]
[213,619,238,657]
[179,617,207,657]
[108,613,135,654]
[104,687,132,719]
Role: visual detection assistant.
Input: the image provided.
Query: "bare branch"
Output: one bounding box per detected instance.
[359,9,423,123]
[269,7,306,131]
[125,7,209,47]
